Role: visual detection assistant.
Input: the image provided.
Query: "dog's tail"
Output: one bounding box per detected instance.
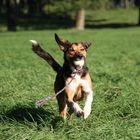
[30,40,62,73]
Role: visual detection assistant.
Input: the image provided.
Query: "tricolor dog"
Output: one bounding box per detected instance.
[30,34,93,119]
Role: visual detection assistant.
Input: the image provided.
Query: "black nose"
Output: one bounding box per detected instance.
[75,54,83,60]
[77,54,83,59]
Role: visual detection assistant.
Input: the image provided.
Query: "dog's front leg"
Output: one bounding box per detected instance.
[82,80,93,119]
[65,78,83,117]
[83,89,93,119]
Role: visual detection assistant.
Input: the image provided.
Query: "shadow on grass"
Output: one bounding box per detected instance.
[1,104,63,129]
[0,12,138,30]
[86,23,137,29]
[17,15,139,30]
[18,13,75,30]
[0,13,75,30]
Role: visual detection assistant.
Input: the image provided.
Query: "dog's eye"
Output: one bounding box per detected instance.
[69,49,74,52]
[80,48,85,51]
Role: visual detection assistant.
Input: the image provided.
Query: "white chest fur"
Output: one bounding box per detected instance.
[66,74,92,94]
[66,73,93,119]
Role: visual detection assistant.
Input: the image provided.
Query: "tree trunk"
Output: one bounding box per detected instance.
[75,8,85,30]
[124,0,129,8]
[135,0,140,25]
[7,0,17,31]
[138,5,140,25]
[28,0,36,16]
[120,0,129,8]
[0,0,2,14]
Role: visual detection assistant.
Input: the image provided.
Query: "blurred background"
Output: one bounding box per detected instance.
[0,0,140,31]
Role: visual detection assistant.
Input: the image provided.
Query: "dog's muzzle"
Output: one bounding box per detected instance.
[74,54,84,61]
[72,54,85,69]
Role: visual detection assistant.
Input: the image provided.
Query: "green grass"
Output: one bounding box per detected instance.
[0,28,140,140]
[0,8,140,139]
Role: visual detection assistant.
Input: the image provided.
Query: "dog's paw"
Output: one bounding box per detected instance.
[83,106,91,119]
[77,110,84,118]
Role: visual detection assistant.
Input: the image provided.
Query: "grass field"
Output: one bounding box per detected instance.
[0,9,140,140]
[0,28,140,140]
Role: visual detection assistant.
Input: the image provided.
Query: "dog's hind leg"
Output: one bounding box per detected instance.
[56,92,67,119]
[68,107,74,120]
[54,74,67,120]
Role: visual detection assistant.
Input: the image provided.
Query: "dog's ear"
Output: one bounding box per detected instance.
[81,42,91,49]
[55,33,71,51]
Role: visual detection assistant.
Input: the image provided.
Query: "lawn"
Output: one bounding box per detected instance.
[0,27,140,140]
[0,9,140,140]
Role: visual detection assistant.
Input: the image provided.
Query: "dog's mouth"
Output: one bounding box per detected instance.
[73,56,85,70]
[74,54,84,61]
[72,53,85,61]
[66,54,85,70]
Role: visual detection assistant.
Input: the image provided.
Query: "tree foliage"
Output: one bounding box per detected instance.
[0,0,139,31]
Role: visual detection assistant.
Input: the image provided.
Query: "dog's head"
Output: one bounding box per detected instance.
[55,33,91,70]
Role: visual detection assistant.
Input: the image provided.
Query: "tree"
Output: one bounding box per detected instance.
[47,0,92,30]
[75,8,85,30]
[48,0,120,30]
[120,0,130,8]
[124,0,129,8]
[134,0,140,25]
[73,0,91,30]
[6,0,18,31]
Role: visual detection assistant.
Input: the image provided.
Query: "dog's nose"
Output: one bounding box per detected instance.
[75,54,83,60]
[78,55,83,59]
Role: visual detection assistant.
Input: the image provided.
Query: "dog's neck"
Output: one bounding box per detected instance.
[62,60,88,77]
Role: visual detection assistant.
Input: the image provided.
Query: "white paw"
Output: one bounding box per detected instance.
[73,102,83,114]
[83,105,91,119]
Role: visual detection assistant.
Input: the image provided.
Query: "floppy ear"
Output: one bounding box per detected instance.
[55,33,71,51]
[81,42,92,49]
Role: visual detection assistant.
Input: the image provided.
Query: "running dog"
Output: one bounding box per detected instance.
[30,34,93,119]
